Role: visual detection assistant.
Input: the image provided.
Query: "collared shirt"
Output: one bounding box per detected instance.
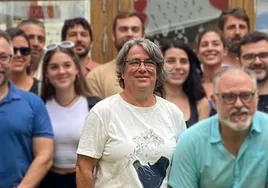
[0,82,53,187]
[84,58,99,77]
[169,112,268,188]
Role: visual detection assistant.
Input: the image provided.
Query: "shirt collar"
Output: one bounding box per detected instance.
[0,81,20,104]
[85,58,99,71]
[209,112,262,144]
[250,111,262,133]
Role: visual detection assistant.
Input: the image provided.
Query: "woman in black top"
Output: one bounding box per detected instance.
[156,40,210,127]
[196,27,228,116]
[6,27,40,95]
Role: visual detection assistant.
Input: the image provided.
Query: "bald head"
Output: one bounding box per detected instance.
[213,68,257,94]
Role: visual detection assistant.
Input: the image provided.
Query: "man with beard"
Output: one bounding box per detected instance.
[61,17,99,77]
[169,67,268,188]
[0,30,53,188]
[218,8,249,67]
[85,12,145,99]
[239,31,268,113]
[18,19,46,80]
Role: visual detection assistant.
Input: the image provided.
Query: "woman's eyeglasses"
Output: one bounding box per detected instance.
[44,41,74,52]
[13,47,31,56]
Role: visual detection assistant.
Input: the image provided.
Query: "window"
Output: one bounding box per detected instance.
[0,0,90,43]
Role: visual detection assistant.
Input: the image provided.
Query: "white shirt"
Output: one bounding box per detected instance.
[46,96,88,168]
[77,94,186,187]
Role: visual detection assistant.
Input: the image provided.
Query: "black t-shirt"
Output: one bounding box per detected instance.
[258,95,268,114]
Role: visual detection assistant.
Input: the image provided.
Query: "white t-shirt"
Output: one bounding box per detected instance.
[77,94,186,188]
[46,96,89,168]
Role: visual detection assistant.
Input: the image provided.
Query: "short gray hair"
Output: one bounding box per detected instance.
[213,67,257,93]
[116,38,167,89]
[18,19,46,32]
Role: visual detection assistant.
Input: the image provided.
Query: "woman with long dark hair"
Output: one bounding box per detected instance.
[156,40,210,127]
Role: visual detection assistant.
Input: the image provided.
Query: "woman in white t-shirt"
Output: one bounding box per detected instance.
[39,41,100,188]
[76,38,186,188]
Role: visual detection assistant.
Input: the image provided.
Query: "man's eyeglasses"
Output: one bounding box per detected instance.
[0,53,12,65]
[125,59,156,69]
[14,47,31,56]
[215,91,256,105]
[241,52,268,63]
[221,8,246,15]
[44,41,74,52]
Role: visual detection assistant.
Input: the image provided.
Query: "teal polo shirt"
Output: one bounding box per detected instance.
[169,112,268,188]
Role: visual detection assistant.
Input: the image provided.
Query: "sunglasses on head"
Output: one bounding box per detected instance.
[13,47,31,56]
[44,41,74,52]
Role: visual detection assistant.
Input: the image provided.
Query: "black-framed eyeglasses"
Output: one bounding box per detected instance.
[44,41,74,52]
[241,52,268,63]
[0,53,12,65]
[221,8,246,15]
[13,47,31,56]
[215,91,256,105]
[125,59,156,69]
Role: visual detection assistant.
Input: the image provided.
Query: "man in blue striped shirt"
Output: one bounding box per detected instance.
[169,67,268,188]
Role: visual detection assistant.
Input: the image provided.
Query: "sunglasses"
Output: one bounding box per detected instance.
[44,41,74,52]
[13,47,31,56]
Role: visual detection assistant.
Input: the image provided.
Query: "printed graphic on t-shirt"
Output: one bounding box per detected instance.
[125,129,169,188]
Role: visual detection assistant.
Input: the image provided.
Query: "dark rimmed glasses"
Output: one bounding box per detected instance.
[44,41,74,52]
[241,52,268,64]
[215,91,256,105]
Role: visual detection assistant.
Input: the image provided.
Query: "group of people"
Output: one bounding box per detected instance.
[1,7,268,188]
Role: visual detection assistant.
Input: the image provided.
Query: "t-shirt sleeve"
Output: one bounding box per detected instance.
[77,110,108,159]
[168,133,198,188]
[33,97,54,138]
[171,103,187,141]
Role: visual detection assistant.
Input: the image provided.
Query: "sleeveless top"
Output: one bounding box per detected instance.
[185,99,198,128]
